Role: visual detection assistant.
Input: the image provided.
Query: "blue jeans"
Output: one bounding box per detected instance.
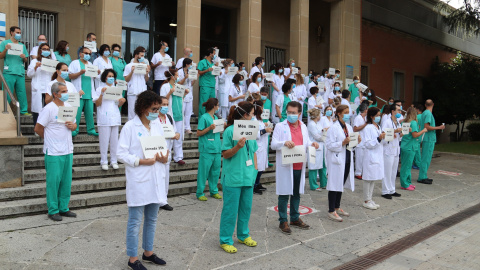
[126,203,160,257]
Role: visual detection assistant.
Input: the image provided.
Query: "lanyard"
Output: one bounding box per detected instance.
[245,141,250,159]
[339,121,349,138]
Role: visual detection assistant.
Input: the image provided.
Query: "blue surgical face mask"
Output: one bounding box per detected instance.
[334,86,340,91]
[354,80,360,83]
[388,102,393,105]
[400,106,403,110]
[112,51,120,57]
[326,110,333,117]
[83,54,91,61]
[291,63,295,67]
[317,78,321,82]
[212,54,217,60]
[38,41,46,46]
[41,50,51,57]
[103,51,110,57]
[342,114,350,122]
[66,47,70,52]
[257,77,262,83]
[165,47,169,52]
[287,114,298,123]
[262,62,265,67]
[374,116,381,123]
[292,84,296,89]
[279,69,284,73]
[368,92,372,96]
[395,113,402,118]
[189,52,193,58]
[160,106,169,115]
[215,107,220,114]
[106,77,115,85]
[261,95,267,100]
[59,93,69,102]
[242,67,246,71]
[146,112,159,121]
[336,74,340,78]
[138,57,144,63]
[239,81,244,86]
[14,33,22,41]
[60,71,69,80]
[325,74,328,77]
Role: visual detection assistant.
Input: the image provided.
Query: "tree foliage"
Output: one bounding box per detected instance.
[422,52,480,140]
[436,0,480,37]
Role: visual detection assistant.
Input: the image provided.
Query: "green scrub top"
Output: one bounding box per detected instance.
[54,51,72,66]
[198,58,215,87]
[422,110,436,142]
[281,95,292,121]
[401,120,419,151]
[0,40,28,76]
[349,83,359,102]
[198,113,221,153]
[166,83,183,122]
[79,61,92,100]
[221,125,258,187]
[263,98,272,123]
[110,57,126,80]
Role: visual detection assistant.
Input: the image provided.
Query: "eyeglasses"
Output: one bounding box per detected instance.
[83,52,91,55]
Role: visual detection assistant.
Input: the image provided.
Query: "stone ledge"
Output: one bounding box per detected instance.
[0,137,28,146]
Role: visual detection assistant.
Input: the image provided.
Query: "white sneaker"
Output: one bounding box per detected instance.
[101,165,109,171]
[363,201,378,210]
[371,201,380,208]
[315,188,322,192]
[111,163,119,170]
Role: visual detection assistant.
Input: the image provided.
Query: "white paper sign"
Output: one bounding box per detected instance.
[103,87,123,101]
[281,145,306,165]
[316,95,324,106]
[357,83,368,91]
[232,120,259,140]
[318,81,325,91]
[116,80,128,91]
[346,79,354,89]
[83,41,97,52]
[348,132,359,149]
[191,63,197,68]
[292,67,299,75]
[67,92,80,107]
[261,109,270,120]
[213,119,224,133]
[85,65,98,77]
[322,129,328,142]
[212,66,221,76]
[40,58,58,73]
[188,69,198,80]
[173,84,186,97]
[215,48,219,56]
[265,73,274,81]
[133,63,147,75]
[7,43,23,56]
[139,136,168,158]
[385,128,394,142]
[227,66,238,76]
[57,106,78,123]
[350,103,359,113]
[162,124,176,138]
[328,67,336,75]
[402,122,411,135]
[308,146,316,165]
[162,58,172,67]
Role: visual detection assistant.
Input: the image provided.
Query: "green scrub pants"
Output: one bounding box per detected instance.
[3,73,28,114]
[419,141,435,180]
[219,185,253,245]
[196,152,221,198]
[199,86,216,115]
[414,142,422,167]
[309,159,327,189]
[400,149,415,188]
[45,153,73,215]
[74,98,96,135]
[278,170,302,223]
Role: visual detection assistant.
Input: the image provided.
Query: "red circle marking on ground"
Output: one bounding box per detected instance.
[273,205,314,216]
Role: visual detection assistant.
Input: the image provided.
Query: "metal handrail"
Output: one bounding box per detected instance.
[1,71,21,137]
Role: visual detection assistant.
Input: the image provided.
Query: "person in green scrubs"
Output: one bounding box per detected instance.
[110,43,127,108]
[400,108,428,190]
[366,88,378,108]
[220,101,258,254]
[260,87,273,167]
[413,103,425,168]
[349,76,360,103]
[418,99,445,184]
[0,26,30,115]
[196,98,223,201]
[198,47,217,115]
[54,40,72,66]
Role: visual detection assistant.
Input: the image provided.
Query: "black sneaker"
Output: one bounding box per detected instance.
[257,184,267,191]
[59,211,77,218]
[417,179,432,185]
[381,194,392,199]
[48,213,62,222]
[160,204,173,211]
[128,260,147,270]
[253,187,263,195]
[142,253,166,265]
[391,192,401,197]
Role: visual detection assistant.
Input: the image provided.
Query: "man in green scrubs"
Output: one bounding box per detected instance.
[413,103,425,169]
[418,99,445,184]
[400,119,420,189]
[0,26,30,115]
[197,47,217,115]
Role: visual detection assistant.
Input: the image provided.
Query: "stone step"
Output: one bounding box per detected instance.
[20,115,199,125]
[0,172,278,218]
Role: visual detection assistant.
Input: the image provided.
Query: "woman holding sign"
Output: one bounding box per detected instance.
[124,46,150,120]
[307,108,327,191]
[219,101,258,253]
[228,74,246,108]
[381,104,403,199]
[27,43,56,126]
[93,69,125,171]
[361,107,384,210]
[196,98,223,201]
[248,72,262,94]
[178,58,196,134]
[117,91,169,269]
[45,63,81,105]
[253,100,272,195]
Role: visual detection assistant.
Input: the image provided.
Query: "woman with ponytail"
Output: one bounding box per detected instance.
[45,62,80,105]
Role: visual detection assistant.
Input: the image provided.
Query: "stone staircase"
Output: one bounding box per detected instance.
[0,115,279,218]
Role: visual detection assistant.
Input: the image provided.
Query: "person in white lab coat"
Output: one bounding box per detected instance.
[353,103,368,179]
[45,63,81,105]
[92,44,113,89]
[29,34,57,60]
[92,69,126,171]
[272,64,285,123]
[175,47,192,69]
[361,107,385,210]
[321,106,334,130]
[218,59,235,119]
[293,73,307,113]
[327,82,342,106]
[271,101,319,234]
[307,108,327,191]
[27,43,55,126]
[283,58,295,79]
[325,105,359,222]
[248,72,262,94]
[151,41,171,95]
[249,56,265,87]
[124,46,150,120]
[381,104,403,199]
[229,74,246,108]
[307,86,323,111]
[253,100,273,195]
[177,58,196,134]
[117,91,169,269]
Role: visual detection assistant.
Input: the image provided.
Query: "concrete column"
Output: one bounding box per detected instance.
[0,0,19,35]
[237,0,262,67]
[96,0,123,46]
[329,0,361,81]
[290,0,309,71]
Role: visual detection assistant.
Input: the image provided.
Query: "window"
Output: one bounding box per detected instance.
[361,65,369,85]
[393,71,405,100]
[265,47,285,72]
[200,5,231,59]
[413,76,424,103]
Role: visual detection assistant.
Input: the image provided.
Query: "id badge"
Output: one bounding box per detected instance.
[246,159,253,166]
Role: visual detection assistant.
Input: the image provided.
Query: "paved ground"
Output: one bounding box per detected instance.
[0,152,479,270]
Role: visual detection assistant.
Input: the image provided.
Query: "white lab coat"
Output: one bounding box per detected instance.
[381,117,401,157]
[92,56,113,89]
[256,120,269,172]
[271,120,312,195]
[217,68,233,107]
[117,116,168,207]
[362,124,384,181]
[247,82,260,94]
[229,84,244,108]
[293,84,307,105]
[160,83,184,140]
[325,121,355,192]
[249,66,264,87]
[27,59,54,113]
[307,120,324,170]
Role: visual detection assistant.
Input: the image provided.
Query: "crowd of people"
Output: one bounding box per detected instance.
[1,25,446,270]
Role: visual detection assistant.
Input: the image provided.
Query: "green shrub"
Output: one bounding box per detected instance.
[467,123,480,141]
